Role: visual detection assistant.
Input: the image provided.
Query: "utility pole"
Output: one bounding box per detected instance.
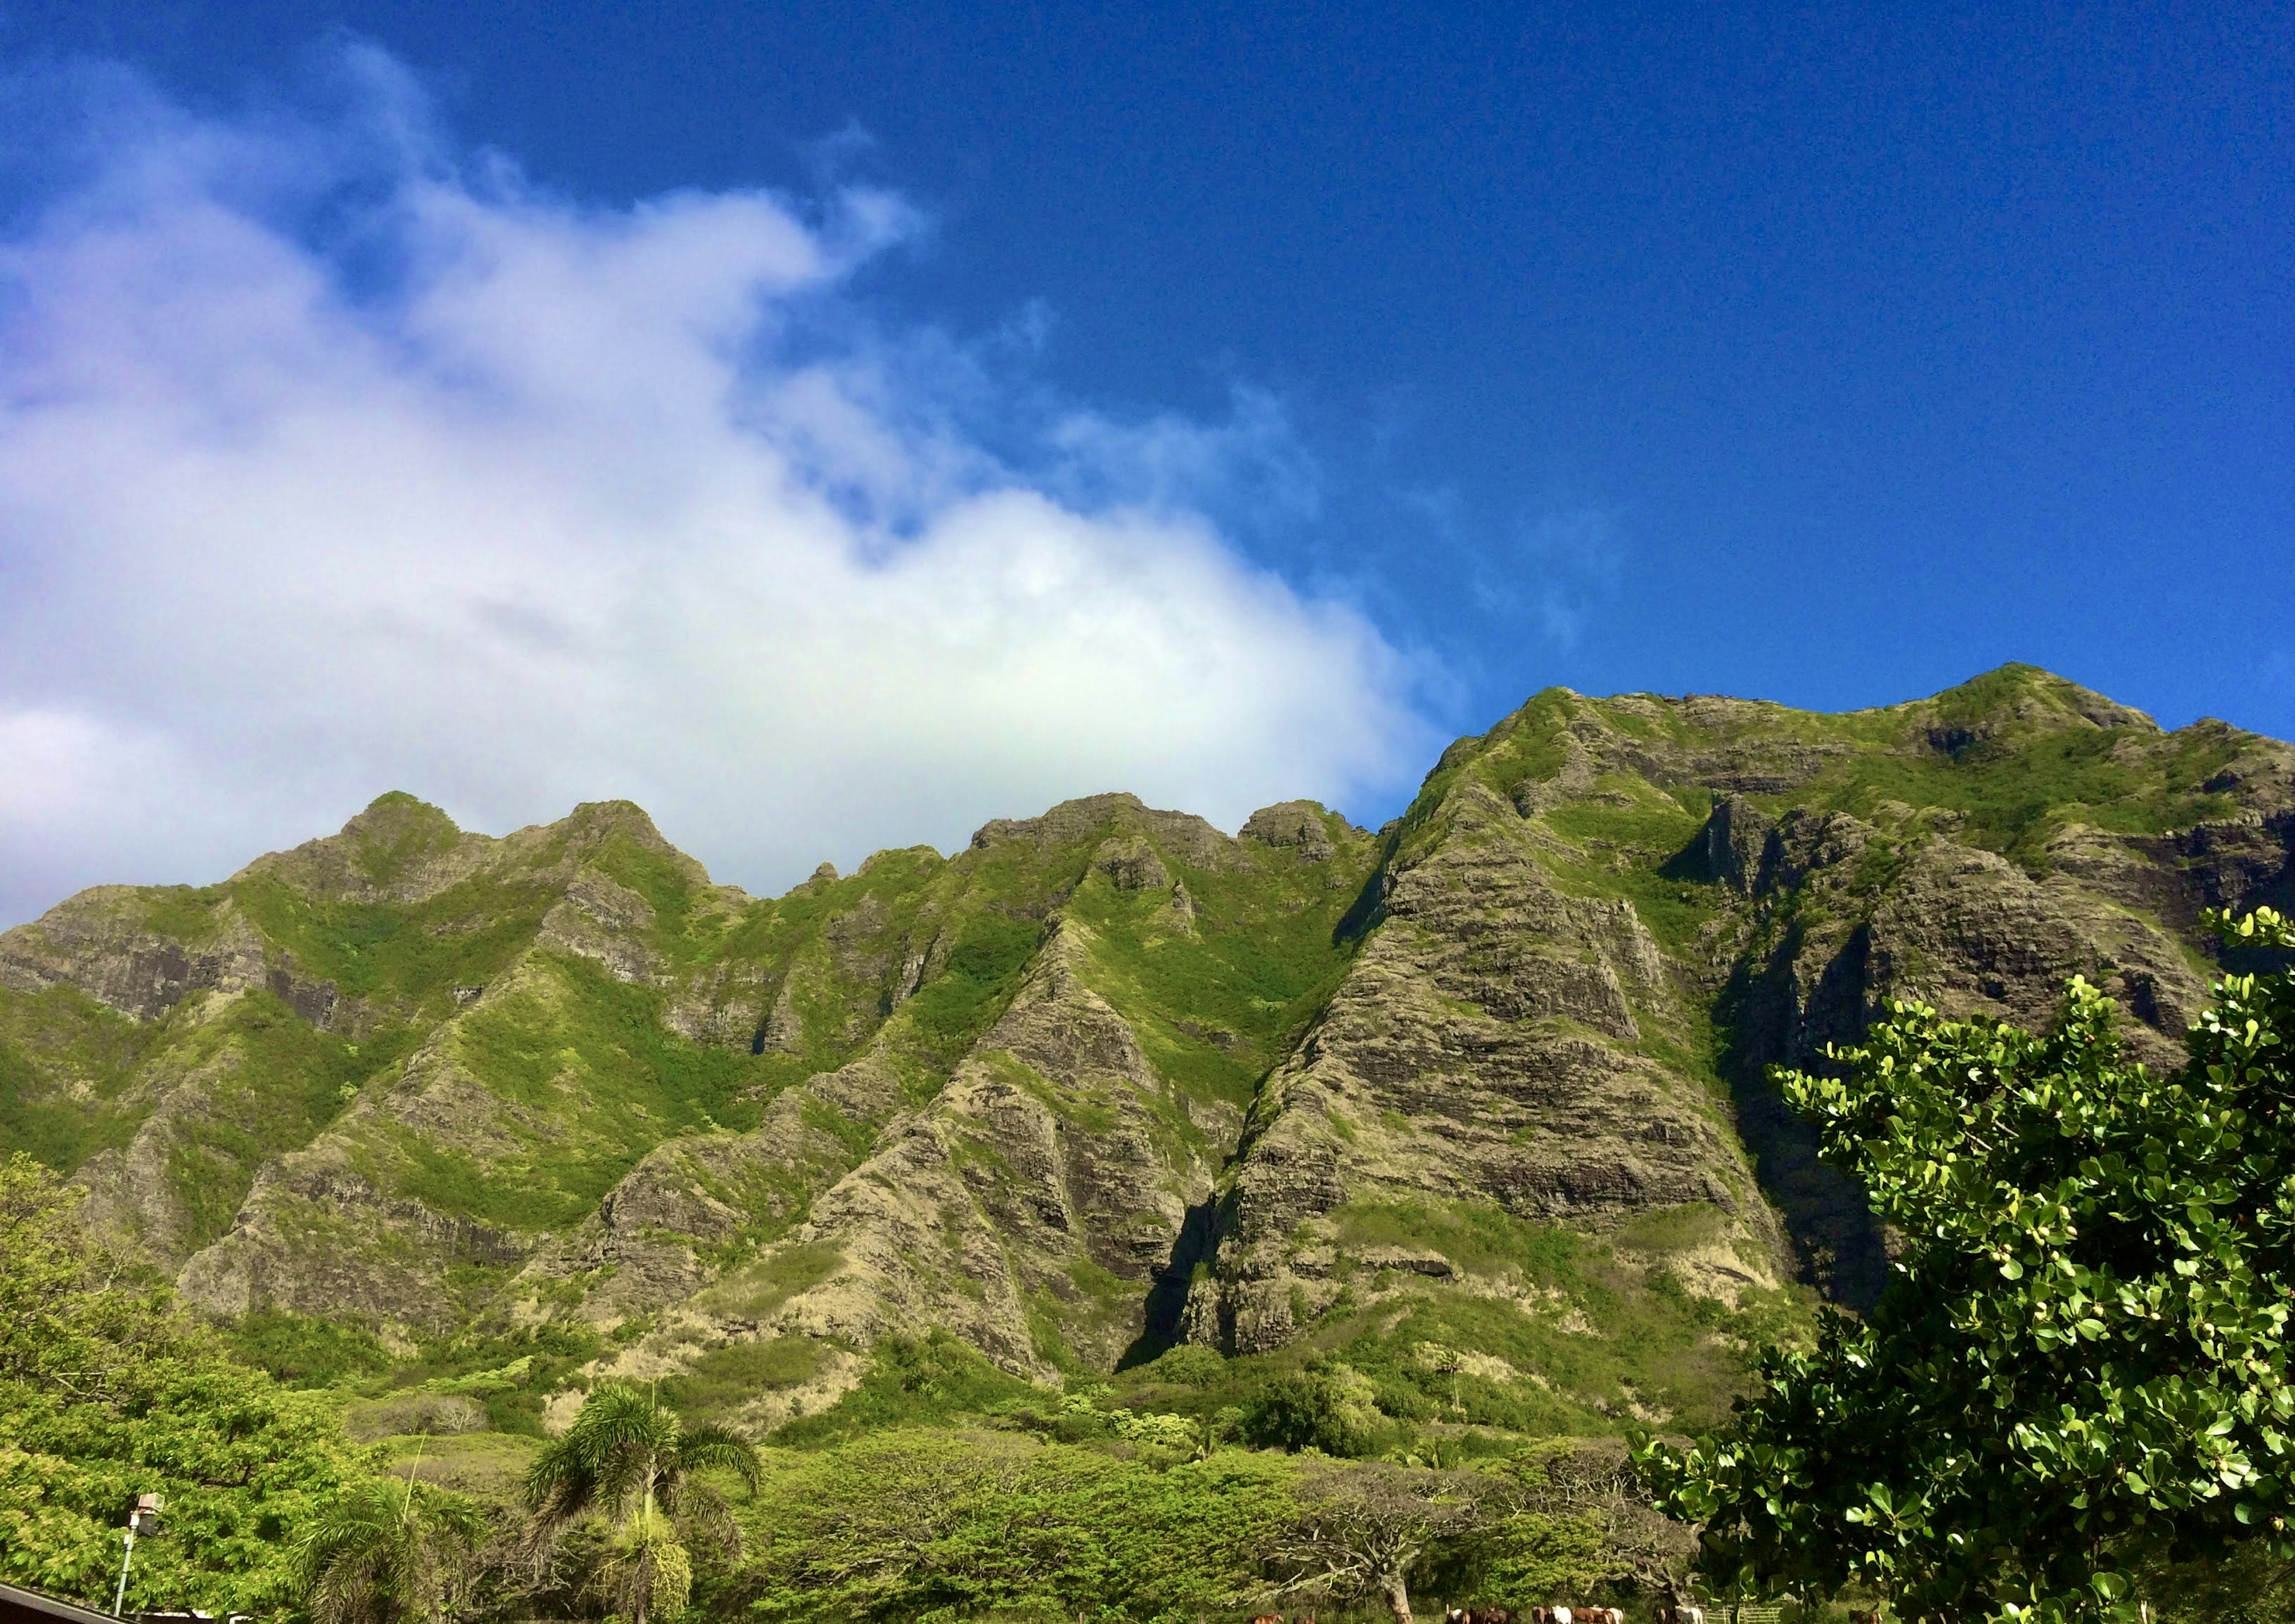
[112,1493,162,1618]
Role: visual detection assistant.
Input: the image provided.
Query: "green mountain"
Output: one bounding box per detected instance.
[4,664,2289,1446]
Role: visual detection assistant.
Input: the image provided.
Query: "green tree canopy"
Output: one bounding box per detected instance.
[1240,1365,1390,1458]
[1635,907,2295,1622]
[0,1153,385,1616]
[729,1429,1303,1624]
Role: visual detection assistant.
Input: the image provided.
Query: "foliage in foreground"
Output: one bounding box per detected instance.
[293,1465,488,1624]
[1636,907,2295,1622]
[0,1153,417,1616]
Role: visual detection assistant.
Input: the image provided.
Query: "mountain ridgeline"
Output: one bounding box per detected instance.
[4,665,2291,1442]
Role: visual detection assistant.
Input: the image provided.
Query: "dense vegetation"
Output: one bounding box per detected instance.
[0,1154,401,1615]
[0,1163,1662,1621]
[1636,909,2295,1622]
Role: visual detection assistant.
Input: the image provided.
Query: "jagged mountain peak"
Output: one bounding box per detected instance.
[235,791,488,903]
[1238,800,1357,858]
[1898,661,2159,736]
[968,790,1240,870]
[548,797,687,855]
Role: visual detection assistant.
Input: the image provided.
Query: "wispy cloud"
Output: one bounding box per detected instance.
[0,47,1433,925]
[1462,506,1629,650]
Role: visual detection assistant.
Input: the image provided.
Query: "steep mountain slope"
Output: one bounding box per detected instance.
[4,665,2290,1442]
[1186,666,2294,1329]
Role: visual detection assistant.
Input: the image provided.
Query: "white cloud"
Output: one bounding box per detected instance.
[0,52,1431,925]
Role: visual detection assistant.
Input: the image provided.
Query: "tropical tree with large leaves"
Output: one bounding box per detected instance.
[293,1453,488,1624]
[525,1381,760,1624]
[1634,906,2295,1623]
[0,1155,378,1615]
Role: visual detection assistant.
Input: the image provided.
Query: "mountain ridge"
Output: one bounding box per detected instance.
[5,663,2291,1443]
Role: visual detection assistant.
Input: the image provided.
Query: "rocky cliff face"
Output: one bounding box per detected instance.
[4,665,2290,1432]
[1177,668,2290,1323]
[1183,770,1768,1356]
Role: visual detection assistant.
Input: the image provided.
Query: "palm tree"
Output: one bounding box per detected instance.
[296,1449,488,1624]
[524,1382,761,1624]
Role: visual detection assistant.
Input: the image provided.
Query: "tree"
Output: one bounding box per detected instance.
[1480,1440,1693,1601]
[525,1381,760,1624]
[1634,906,2295,1623]
[293,1454,487,1624]
[0,1155,377,1615]
[1239,1364,1388,1457]
[1265,1461,1497,1624]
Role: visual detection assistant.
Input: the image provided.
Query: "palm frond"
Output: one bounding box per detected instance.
[296,1477,482,1624]
[668,1479,744,1564]
[527,1380,675,1522]
[673,1423,763,1489]
[522,1378,762,1613]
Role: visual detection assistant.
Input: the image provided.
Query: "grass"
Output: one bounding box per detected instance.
[589,832,699,931]
[713,838,1045,1093]
[379,1322,606,1436]
[892,912,1046,1078]
[1608,1200,1731,1253]
[346,793,464,888]
[131,991,424,1249]
[378,1128,596,1234]
[1781,721,2244,874]
[134,885,232,946]
[660,1337,828,1421]
[378,1431,541,1507]
[1543,777,1711,855]
[1566,868,1719,957]
[1423,663,2252,892]
[1302,1195,1818,1435]
[716,1195,1806,1455]
[697,1241,846,1319]
[0,984,168,1172]
[375,953,769,1232]
[986,1048,1119,1132]
[1607,663,2254,874]
[231,871,560,1006]
[769,1329,1040,1446]
[1391,687,1580,863]
[1064,831,1378,1116]
[1330,1199,1585,1286]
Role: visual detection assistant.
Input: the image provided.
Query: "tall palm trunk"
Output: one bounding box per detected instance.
[632,1484,657,1624]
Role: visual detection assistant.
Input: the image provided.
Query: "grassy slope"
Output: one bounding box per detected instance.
[1069,818,1375,1110]
[0,984,166,1169]
[1020,811,1384,1366]
[222,804,1396,1446]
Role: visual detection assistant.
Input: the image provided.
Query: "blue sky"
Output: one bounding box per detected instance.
[0,2,2289,919]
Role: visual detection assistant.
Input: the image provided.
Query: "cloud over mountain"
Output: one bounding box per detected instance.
[0,51,1430,925]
